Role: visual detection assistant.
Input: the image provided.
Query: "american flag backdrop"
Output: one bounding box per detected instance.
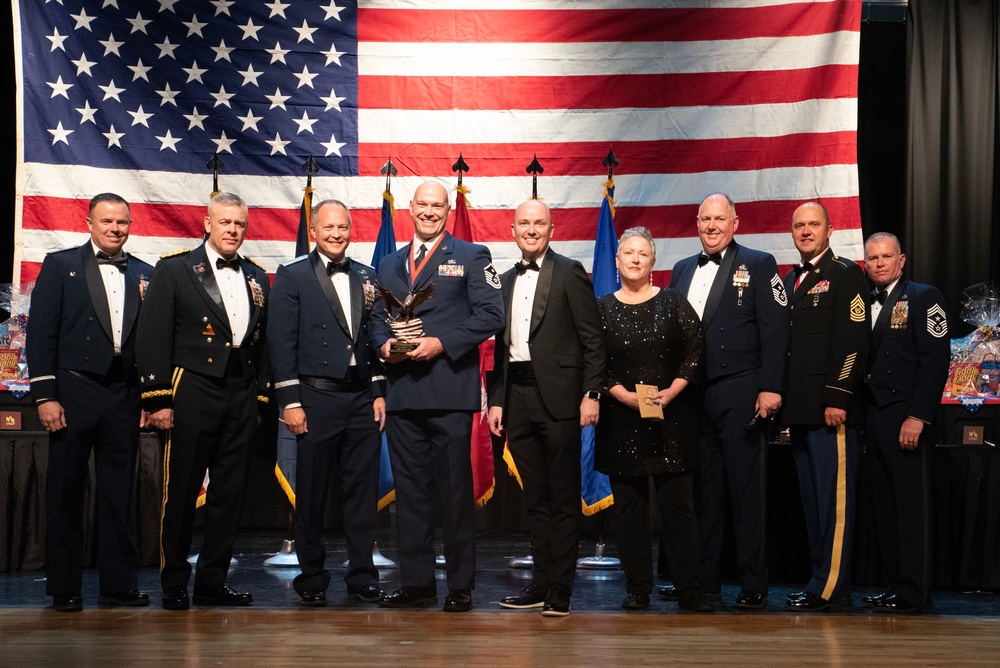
[13,0,863,285]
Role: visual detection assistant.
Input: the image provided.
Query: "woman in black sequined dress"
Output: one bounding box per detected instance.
[595,227,713,612]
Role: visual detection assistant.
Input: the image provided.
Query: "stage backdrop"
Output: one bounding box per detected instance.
[11,0,863,284]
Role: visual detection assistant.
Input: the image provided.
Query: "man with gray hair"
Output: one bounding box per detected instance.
[137,192,271,610]
[861,232,949,613]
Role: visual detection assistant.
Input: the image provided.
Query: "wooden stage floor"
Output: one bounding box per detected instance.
[2,534,998,665]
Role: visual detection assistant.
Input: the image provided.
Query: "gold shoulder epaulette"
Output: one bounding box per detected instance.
[159,248,190,259]
[246,257,267,272]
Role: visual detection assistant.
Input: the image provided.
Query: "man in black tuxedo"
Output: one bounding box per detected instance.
[782,202,870,612]
[862,232,949,613]
[27,192,154,612]
[370,181,504,613]
[136,192,270,610]
[488,199,606,616]
[669,193,788,610]
[267,200,385,607]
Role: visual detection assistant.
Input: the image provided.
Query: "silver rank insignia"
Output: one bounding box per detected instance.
[484,263,501,289]
[770,274,788,306]
[926,303,948,338]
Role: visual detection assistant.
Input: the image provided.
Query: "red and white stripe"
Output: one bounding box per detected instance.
[15,0,862,286]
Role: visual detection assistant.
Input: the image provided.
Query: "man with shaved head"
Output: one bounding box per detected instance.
[782,202,870,612]
[370,181,504,613]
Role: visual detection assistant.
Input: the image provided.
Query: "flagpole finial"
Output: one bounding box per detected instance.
[452,153,470,186]
[602,147,620,180]
[526,154,544,200]
[301,155,320,178]
[380,157,398,194]
[206,152,224,198]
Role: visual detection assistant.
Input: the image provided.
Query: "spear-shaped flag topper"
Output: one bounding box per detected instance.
[452,153,470,187]
[297,156,320,255]
[302,155,320,183]
[206,152,224,198]
[602,147,620,180]
[526,154,544,199]
[380,157,398,194]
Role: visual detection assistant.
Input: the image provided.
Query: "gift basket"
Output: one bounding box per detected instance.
[0,283,33,398]
[944,281,1000,408]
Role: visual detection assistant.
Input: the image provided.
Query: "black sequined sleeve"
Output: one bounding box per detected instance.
[596,295,623,391]
[670,289,704,385]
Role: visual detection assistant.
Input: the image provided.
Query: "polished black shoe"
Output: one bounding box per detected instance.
[621,592,650,610]
[861,590,890,607]
[299,588,327,607]
[98,590,150,607]
[444,589,473,612]
[871,593,921,614]
[193,583,253,606]
[786,590,808,603]
[52,593,83,612]
[734,590,767,610]
[378,586,438,608]
[657,585,679,601]
[785,591,852,612]
[499,582,547,609]
[542,588,571,617]
[162,587,190,611]
[349,584,383,603]
[678,595,716,613]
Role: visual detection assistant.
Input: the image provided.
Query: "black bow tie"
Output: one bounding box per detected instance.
[872,290,887,305]
[216,257,240,271]
[327,260,350,275]
[515,260,540,275]
[794,261,813,277]
[697,253,722,267]
[96,252,127,271]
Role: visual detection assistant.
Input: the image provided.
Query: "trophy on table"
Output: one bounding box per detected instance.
[374,281,434,353]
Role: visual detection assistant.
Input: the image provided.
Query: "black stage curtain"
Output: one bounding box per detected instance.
[907,0,1000,324]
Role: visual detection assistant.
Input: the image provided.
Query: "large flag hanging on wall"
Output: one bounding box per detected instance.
[12,1,864,285]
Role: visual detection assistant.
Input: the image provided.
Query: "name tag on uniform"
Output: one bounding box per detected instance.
[439,263,465,277]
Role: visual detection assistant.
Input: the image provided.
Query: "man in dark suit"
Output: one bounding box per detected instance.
[370,180,504,613]
[136,192,270,610]
[861,232,949,614]
[669,193,788,610]
[487,199,606,617]
[782,201,870,611]
[267,200,385,607]
[27,192,154,612]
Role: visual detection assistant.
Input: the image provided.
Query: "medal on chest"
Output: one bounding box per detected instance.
[890,300,908,329]
[732,265,750,306]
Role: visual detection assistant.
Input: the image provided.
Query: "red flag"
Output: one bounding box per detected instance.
[451,185,495,508]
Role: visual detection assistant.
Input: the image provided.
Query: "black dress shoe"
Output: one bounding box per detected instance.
[499,582,547,609]
[349,584,383,603]
[99,590,150,607]
[786,590,808,603]
[785,591,852,612]
[871,593,921,614]
[734,590,767,610]
[52,593,83,612]
[542,588,571,617]
[678,595,716,613]
[657,586,679,601]
[861,591,890,607]
[193,583,253,606]
[378,586,438,608]
[444,589,472,612]
[162,587,190,611]
[621,592,650,610]
[299,588,327,607]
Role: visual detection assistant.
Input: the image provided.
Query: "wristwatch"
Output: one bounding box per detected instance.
[585,390,601,401]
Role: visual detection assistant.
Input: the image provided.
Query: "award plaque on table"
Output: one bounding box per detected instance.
[636,384,664,420]
[374,282,434,354]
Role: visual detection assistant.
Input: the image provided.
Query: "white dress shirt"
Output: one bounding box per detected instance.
[205,243,250,346]
[687,246,729,320]
[92,241,125,355]
[509,255,544,362]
